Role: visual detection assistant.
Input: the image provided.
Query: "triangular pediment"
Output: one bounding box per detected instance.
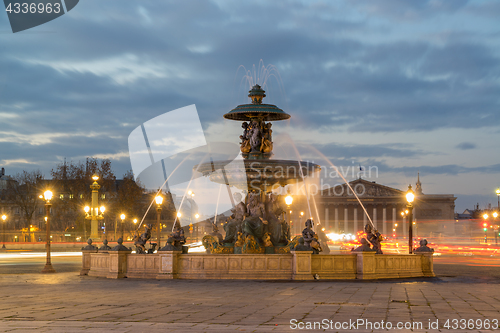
[321,179,404,197]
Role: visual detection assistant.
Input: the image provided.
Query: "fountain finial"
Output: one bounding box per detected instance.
[248,84,266,104]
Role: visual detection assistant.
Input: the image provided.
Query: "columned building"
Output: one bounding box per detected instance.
[316,177,456,238]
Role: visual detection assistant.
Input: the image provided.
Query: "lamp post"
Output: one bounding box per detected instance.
[493,212,499,245]
[42,190,55,273]
[1,214,6,249]
[405,185,415,254]
[120,214,125,239]
[496,189,500,210]
[155,195,163,248]
[85,175,105,240]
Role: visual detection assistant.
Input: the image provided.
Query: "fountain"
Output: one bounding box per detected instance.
[81,83,435,280]
[197,84,320,254]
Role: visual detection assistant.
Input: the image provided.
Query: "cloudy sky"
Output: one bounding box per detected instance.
[0,0,499,213]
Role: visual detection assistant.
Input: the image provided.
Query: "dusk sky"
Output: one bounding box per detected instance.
[1,0,499,213]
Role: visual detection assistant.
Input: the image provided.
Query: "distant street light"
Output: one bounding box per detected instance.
[42,190,55,273]
[1,215,6,249]
[155,195,163,248]
[120,213,125,239]
[496,189,500,210]
[405,185,415,254]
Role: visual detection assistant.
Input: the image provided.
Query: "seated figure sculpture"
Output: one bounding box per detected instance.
[414,239,434,253]
[364,224,383,254]
[223,192,247,243]
[302,219,322,254]
[170,220,186,251]
[265,193,289,246]
[210,222,223,244]
[134,224,154,254]
[242,192,267,242]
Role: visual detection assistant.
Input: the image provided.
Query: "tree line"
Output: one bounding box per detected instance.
[4,158,176,234]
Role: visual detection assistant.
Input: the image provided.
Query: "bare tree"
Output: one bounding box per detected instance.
[8,170,45,240]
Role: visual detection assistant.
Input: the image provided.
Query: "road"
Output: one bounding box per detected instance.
[2,251,500,279]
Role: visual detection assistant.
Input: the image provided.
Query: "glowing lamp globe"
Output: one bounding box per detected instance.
[43,190,53,201]
[405,185,415,204]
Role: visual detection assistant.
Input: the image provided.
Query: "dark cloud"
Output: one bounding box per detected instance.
[456,142,476,150]
[0,0,498,214]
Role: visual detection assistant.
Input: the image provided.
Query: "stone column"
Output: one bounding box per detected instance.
[402,211,407,238]
[157,250,181,279]
[80,249,98,276]
[292,251,314,280]
[356,252,376,280]
[107,249,131,279]
[334,205,339,232]
[325,207,329,230]
[420,253,435,277]
[382,206,387,236]
[344,205,349,234]
[363,206,367,227]
[353,206,358,234]
[372,204,377,229]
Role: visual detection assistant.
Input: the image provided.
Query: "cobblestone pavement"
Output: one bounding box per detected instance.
[1,271,500,332]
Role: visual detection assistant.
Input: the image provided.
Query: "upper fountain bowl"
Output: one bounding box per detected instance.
[223,84,291,122]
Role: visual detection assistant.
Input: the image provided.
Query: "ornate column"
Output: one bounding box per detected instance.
[344,205,348,234]
[325,207,329,231]
[353,205,358,234]
[334,205,339,233]
[382,205,387,236]
[402,205,407,238]
[363,205,367,227]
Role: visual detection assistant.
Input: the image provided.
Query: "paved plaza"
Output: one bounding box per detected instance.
[1,260,500,333]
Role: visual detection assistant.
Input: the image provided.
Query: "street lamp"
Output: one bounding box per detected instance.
[405,185,415,254]
[42,190,55,273]
[155,195,163,248]
[496,189,500,210]
[84,175,105,240]
[1,214,6,249]
[120,213,125,239]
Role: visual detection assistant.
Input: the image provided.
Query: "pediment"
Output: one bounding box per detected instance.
[321,179,404,197]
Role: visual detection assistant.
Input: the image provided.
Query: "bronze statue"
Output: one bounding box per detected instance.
[239,122,251,154]
[223,192,247,243]
[293,237,311,251]
[414,239,434,253]
[242,192,266,241]
[210,222,223,244]
[234,232,244,247]
[170,220,186,251]
[364,224,383,254]
[249,120,262,152]
[260,122,273,153]
[352,238,375,252]
[134,224,154,254]
[302,219,322,254]
[265,193,288,246]
[262,232,273,247]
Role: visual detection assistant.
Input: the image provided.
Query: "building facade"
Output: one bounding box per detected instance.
[315,177,456,238]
